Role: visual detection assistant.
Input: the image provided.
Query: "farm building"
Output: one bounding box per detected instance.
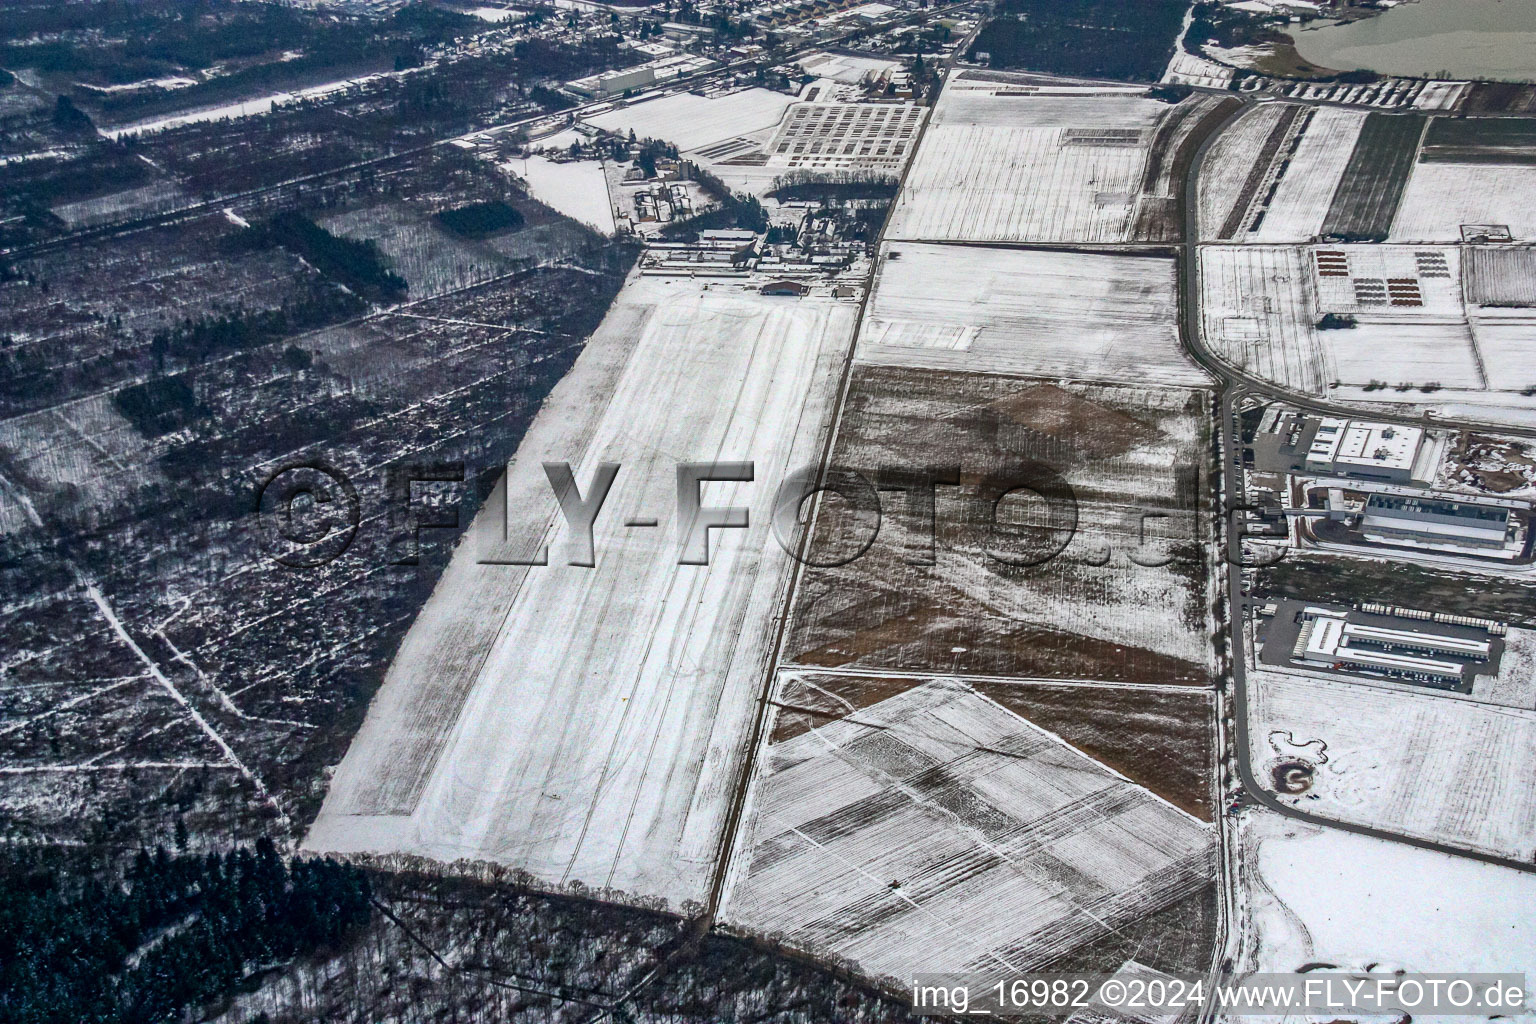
[1361,494,1514,550]
[760,279,808,296]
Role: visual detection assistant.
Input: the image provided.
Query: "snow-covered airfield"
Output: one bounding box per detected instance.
[305,277,857,907]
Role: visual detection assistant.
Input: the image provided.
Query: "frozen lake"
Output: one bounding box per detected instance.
[1295,0,1536,82]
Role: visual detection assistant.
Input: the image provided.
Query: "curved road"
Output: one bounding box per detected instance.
[1178,98,1536,875]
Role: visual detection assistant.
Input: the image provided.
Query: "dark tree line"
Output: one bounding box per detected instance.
[246,212,406,301]
[0,840,372,1024]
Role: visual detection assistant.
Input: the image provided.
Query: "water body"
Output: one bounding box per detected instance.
[1294,0,1536,83]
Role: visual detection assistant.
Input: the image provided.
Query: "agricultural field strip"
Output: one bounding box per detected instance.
[1320,113,1426,241]
[885,84,1177,244]
[1248,107,1367,244]
[1391,161,1536,243]
[306,280,859,908]
[786,665,1209,695]
[1195,102,1286,240]
[778,367,1217,683]
[718,679,1214,985]
[1196,105,1536,244]
[857,242,1208,387]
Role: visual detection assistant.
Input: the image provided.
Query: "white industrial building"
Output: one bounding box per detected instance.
[1361,493,1514,550]
[1292,607,1488,686]
[1304,418,1425,483]
[566,54,720,99]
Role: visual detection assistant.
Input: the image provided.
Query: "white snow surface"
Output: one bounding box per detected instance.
[581,89,795,154]
[1250,107,1366,244]
[720,678,1213,987]
[1198,102,1288,239]
[1240,810,1536,990]
[886,80,1170,243]
[1249,667,1536,861]
[860,243,1208,386]
[1391,162,1536,244]
[505,155,615,234]
[304,277,858,907]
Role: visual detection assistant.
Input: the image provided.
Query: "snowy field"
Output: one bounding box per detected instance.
[0,394,163,532]
[305,277,858,907]
[581,89,795,154]
[1470,312,1536,394]
[504,155,614,234]
[1391,162,1536,243]
[1199,244,1495,394]
[1327,321,1483,389]
[1199,246,1328,394]
[720,678,1214,986]
[858,243,1207,386]
[886,78,1173,243]
[1340,391,1536,431]
[1250,107,1366,244]
[317,203,519,297]
[1239,810,1536,983]
[783,369,1217,686]
[1248,667,1536,860]
[1475,627,1536,709]
[1196,102,1288,240]
[51,181,189,230]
